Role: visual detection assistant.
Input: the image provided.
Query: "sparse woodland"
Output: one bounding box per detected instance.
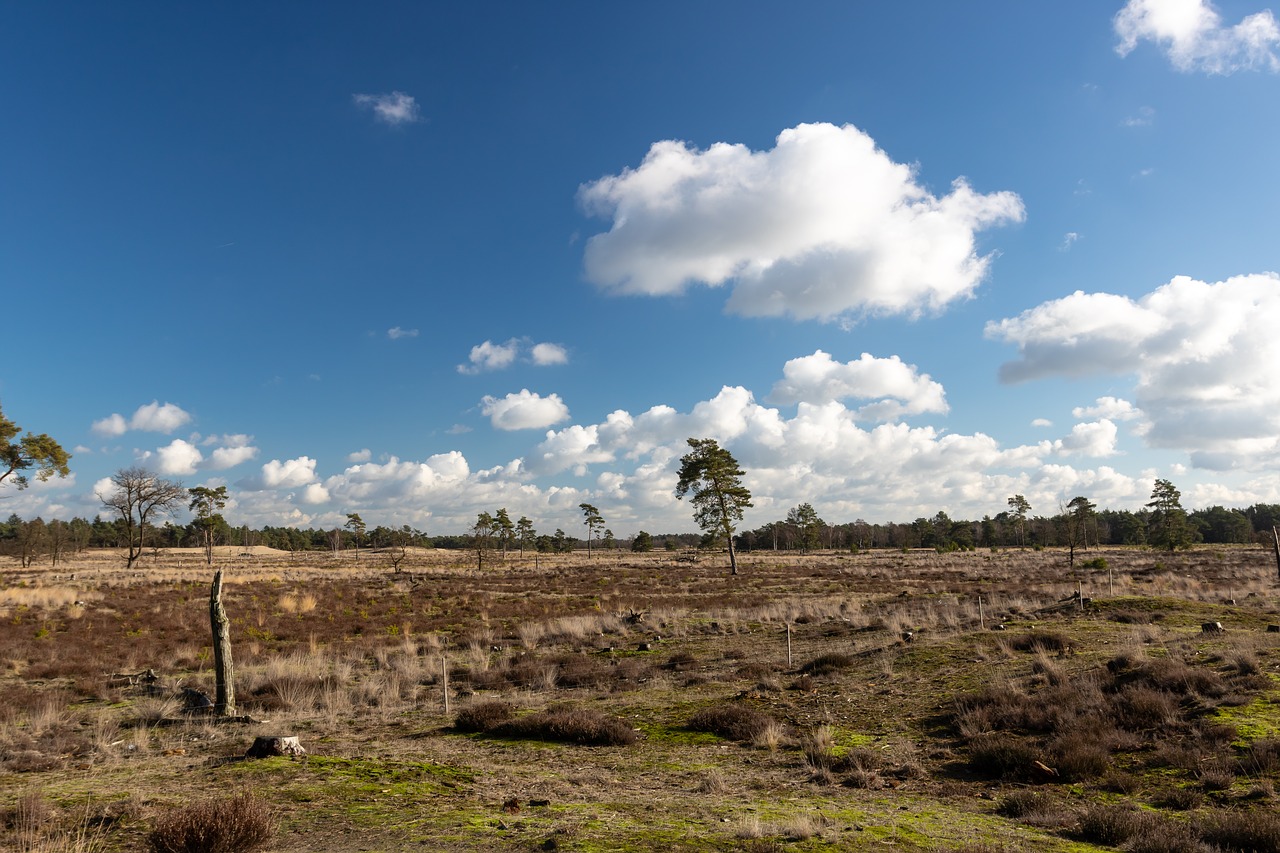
[4,544,1280,851]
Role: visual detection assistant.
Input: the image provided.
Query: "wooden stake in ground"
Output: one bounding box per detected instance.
[786,623,793,669]
[1273,527,1280,583]
[210,569,236,716]
[441,654,450,715]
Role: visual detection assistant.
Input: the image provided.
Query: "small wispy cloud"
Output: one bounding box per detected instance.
[1122,105,1156,127]
[446,424,472,435]
[1031,418,1053,428]
[387,326,419,340]
[1059,232,1081,251]
[458,337,570,373]
[353,91,422,125]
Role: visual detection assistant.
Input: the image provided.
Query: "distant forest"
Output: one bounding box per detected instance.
[3,500,1279,567]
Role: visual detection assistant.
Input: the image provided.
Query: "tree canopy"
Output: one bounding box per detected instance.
[675,437,753,575]
[1,403,71,491]
[98,467,186,568]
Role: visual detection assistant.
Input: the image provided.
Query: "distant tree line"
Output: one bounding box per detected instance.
[4,464,1279,568]
[734,494,1280,555]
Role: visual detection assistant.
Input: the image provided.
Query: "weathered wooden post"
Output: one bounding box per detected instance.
[441,653,450,715]
[1272,527,1280,582]
[786,623,793,669]
[210,569,236,716]
[978,595,984,630]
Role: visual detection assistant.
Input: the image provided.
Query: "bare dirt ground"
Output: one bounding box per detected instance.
[3,544,1280,851]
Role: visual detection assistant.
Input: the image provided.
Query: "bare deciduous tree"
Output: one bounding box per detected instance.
[98,467,186,568]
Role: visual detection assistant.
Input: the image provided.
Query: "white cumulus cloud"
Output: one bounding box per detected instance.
[387,327,419,339]
[768,351,948,419]
[481,390,571,431]
[459,338,570,372]
[988,272,1280,469]
[458,339,521,374]
[531,342,569,366]
[1073,397,1142,421]
[353,91,422,124]
[91,413,127,437]
[579,122,1024,322]
[156,439,203,475]
[208,445,258,469]
[93,401,192,435]
[1115,0,1280,73]
[259,456,320,489]
[347,449,372,463]
[130,401,193,433]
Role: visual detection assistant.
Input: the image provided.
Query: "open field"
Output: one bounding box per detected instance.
[4,545,1280,851]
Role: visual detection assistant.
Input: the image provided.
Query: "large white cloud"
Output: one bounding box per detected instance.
[1115,0,1280,73]
[155,439,203,475]
[130,401,192,433]
[481,390,571,431]
[258,456,321,489]
[93,401,192,436]
[988,273,1280,469]
[579,122,1024,322]
[768,351,948,419]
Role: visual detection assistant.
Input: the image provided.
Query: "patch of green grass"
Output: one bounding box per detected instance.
[1213,694,1280,744]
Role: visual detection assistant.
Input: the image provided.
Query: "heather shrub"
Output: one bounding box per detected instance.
[454,700,515,733]
[148,792,275,853]
[688,704,777,742]
[966,734,1039,781]
[1196,809,1280,851]
[1048,730,1110,781]
[491,707,637,746]
[797,653,855,677]
[1008,631,1070,653]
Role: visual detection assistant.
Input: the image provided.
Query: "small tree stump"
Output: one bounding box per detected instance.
[245,735,306,759]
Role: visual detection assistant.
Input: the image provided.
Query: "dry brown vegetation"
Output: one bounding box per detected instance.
[2,544,1280,850]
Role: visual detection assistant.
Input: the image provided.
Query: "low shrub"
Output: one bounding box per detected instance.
[454,700,515,733]
[967,734,1039,781]
[797,653,855,677]
[996,789,1054,819]
[688,703,777,742]
[148,792,275,853]
[1196,808,1280,851]
[1074,803,1151,847]
[1008,631,1071,654]
[491,707,637,746]
[1048,730,1110,781]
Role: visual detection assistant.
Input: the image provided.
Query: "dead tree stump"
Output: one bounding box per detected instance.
[245,735,306,759]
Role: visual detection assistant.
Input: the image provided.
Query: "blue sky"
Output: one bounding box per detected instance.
[3,1,1279,535]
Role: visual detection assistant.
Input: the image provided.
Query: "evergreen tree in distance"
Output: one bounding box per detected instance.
[675,437,753,576]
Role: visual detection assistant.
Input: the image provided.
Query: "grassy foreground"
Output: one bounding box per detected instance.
[3,544,1280,851]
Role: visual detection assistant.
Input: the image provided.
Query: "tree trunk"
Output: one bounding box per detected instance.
[210,569,236,716]
[727,536,738,576]
[246,735,305,758]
